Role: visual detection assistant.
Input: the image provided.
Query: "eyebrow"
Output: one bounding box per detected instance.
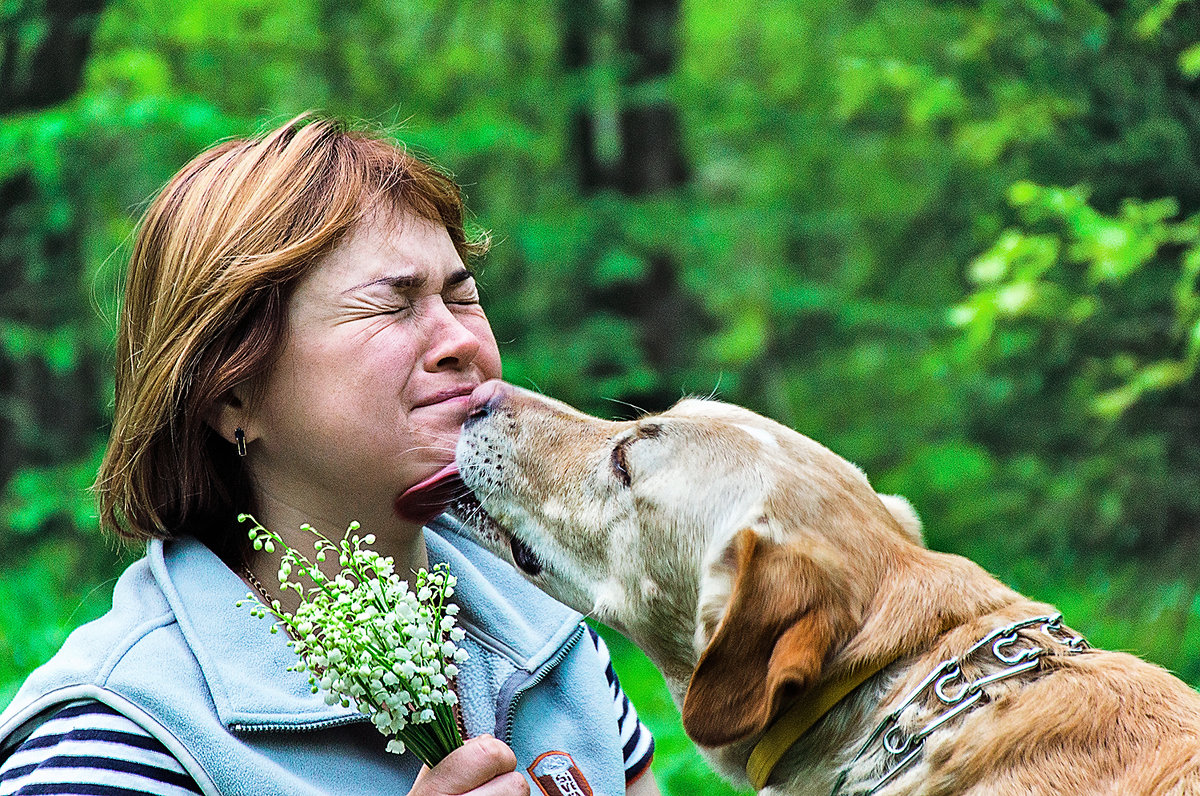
[636,423,664,439]
[345,268,474,294]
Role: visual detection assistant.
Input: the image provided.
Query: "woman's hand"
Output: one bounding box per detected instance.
[409,735,530,796]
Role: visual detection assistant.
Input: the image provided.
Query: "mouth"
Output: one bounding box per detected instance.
[449,492,544,577]
[508,535,543,576]
[413,384,478,409]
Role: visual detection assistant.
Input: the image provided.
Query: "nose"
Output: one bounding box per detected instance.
[466,379,507,426]
[423,299,483,372]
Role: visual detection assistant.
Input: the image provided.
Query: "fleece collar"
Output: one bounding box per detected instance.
[151,514,582,731]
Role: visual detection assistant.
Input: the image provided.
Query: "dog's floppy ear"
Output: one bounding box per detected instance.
[681,527,850,748]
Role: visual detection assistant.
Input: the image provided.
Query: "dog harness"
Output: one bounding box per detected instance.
[746,613,1088,793]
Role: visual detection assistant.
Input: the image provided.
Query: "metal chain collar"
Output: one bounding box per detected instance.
[831,613,1088,796]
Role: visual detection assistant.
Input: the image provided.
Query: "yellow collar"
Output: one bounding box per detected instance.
[745,661,890,790]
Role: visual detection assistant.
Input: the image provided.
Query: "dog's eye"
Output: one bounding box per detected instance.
[611,441,631,487]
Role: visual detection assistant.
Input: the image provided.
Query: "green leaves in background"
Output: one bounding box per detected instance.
[3,0,1199,792]
[954,180,1200,682]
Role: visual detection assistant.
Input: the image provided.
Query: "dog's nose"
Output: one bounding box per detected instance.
[466,379,507,425]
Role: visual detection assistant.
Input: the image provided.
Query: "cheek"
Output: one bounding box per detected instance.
[470,315,503,379]
[254,345,328,427]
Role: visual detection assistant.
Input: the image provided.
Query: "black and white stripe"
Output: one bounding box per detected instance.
[586,625,655,784]
[0,701,200,796]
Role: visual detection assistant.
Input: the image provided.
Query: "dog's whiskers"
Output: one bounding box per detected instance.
[400,444,457,457]
[601,395,649,420]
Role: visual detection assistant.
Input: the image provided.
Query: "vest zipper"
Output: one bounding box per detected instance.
[228,715,367,733]
[499,623,586,744]
[232,623,587,741]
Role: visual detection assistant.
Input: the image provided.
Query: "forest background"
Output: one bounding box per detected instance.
[3,0,1200,792]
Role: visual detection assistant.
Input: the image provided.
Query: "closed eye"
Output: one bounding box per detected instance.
[445,274,481,306]
[611,440,631,487]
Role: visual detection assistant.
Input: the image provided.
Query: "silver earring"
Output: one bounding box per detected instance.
[234,427,247,457]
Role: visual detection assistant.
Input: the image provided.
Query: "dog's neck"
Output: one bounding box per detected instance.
[745,656,897,789]
[622,571,705,687]
[667,547,1032,793]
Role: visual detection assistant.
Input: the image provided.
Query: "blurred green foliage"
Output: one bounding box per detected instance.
[2,0,1199,793]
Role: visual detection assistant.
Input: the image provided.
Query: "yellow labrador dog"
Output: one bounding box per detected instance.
[453,380,1200,795]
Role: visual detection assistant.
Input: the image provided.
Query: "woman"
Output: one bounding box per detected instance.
[0,116,659,796]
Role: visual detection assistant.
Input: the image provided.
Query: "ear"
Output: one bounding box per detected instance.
[206,389,256,449]
[878,494,923,545]
[681,528,849,748]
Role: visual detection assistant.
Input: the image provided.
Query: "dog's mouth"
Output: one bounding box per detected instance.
[508,534,543,576]
[449,492,544,577]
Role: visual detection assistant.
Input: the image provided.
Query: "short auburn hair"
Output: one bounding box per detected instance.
[96,114,487,550]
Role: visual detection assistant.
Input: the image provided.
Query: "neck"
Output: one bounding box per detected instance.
[759,553,1029,790]
[240,496,428,614]
[745,657,896,790]
[697,548,1026,791]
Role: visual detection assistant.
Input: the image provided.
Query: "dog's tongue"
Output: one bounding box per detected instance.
[395,464,464,524]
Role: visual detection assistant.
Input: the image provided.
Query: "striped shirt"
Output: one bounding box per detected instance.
[0,627,653,794]
[0,701,199,796]
[586,626,655,785]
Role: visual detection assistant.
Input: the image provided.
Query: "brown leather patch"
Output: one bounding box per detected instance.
[527,750,593,796]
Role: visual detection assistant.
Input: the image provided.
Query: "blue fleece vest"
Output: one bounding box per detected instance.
[0,516,628,796]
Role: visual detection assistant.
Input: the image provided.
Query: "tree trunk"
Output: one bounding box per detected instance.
[567,0,696,410]
[0,0,107,490]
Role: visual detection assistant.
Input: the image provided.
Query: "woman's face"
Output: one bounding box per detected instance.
[242,211,501,537]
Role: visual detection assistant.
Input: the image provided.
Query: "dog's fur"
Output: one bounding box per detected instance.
[455,383,1200,795]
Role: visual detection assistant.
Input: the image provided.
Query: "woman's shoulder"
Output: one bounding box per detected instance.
[1,551,179,728]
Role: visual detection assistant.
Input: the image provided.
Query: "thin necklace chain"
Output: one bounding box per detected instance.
[242,562,274,606]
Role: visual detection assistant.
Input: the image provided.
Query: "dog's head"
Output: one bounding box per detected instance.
[455,381,925,748]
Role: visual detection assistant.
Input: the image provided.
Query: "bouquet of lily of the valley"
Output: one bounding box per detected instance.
[236,515,467,767]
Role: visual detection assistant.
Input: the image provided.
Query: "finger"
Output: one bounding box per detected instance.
[461,770,529,796]
[409,763,432,795]
[420,736,518,794]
